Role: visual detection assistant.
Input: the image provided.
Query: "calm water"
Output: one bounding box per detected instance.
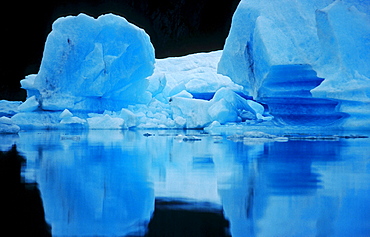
[2,129,370,236]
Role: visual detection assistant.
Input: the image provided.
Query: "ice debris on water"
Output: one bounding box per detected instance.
[174,134,202,142]
[227,131,288,143]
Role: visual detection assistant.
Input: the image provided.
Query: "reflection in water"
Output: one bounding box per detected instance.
[146,198,231,237]
[0,144,51,236]
[9,130,370,236]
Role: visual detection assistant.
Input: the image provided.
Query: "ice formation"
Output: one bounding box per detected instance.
[12,13,267,129]
[0,116,20,134]
[218,0,370,128]
[0,100,21,117]
[6,0,370,130]
[24,13,155,112]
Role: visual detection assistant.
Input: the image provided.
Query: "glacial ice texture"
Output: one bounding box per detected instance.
[10,0,370,130]
[29,13,155,112]
[218,0,370,128]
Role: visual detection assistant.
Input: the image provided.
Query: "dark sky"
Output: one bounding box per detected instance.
[0,0,240,101]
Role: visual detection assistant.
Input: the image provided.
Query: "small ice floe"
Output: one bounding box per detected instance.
[60,135,81,141]
[286,134,340,141]
[174,134,202,142]
[143,132,155,137]
[286,134,369,141]
[227,131,288,143]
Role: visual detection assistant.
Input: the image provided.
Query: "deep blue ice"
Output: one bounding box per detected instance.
[3,130,370,236]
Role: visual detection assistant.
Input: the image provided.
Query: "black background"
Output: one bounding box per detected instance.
[0,0,240,101]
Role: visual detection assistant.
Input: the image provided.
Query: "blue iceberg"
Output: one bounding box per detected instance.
[218,0,370,128]
[6,0,370,130]
[25,13,155,112]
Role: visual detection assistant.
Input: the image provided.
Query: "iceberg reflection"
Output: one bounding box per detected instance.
[15,130,370,236]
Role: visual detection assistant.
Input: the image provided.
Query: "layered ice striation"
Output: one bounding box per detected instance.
[218,0,370,128]
[258,64,347,126]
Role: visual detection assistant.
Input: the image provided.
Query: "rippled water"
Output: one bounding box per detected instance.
[3,129,370,236]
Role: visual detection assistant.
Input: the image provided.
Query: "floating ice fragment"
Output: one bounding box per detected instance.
[227,131,288,143]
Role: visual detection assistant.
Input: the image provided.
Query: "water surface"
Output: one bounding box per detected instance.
[3,130,370,236]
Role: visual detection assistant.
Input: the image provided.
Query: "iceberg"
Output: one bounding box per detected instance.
[12,13,266,130]
[24,13,154,112]
[8,0,370,130]
[312,0,370,128]
[218,0,370,128]
[218,0,332,96]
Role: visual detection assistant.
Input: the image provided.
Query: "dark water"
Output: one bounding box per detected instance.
[1,130,370,236]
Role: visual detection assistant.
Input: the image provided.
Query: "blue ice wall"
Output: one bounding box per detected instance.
[219,0,370,128]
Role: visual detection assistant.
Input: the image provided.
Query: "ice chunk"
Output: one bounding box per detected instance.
[174,116,187,127]
[119,108,138,128]
[0,100,21,117]
[208,99,239,124]
[0,116,20,134]
[171,90,193,99]
[167,88,268,127]
[87,114,124,130]
[11,111,73,129]
[60,116,86,125]
[170,97,212,128]
[20,74,40,99]
[227,131,288,144]
[209,88,266,124]
[29,13,154,112]
[59,109,73,119]
[18,96,39,112]
[59,110,86,124]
